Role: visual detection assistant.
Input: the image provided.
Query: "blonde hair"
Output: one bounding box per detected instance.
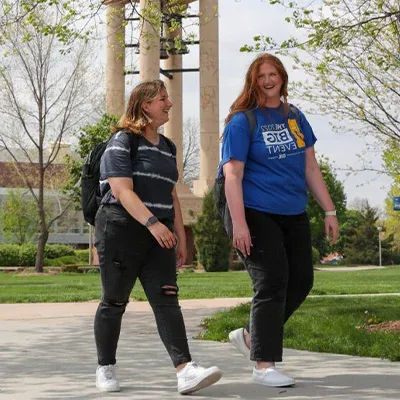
[113,79,167,134]
[225,53,289,125]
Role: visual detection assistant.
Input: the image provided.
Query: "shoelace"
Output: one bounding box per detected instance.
[102,366,116,380]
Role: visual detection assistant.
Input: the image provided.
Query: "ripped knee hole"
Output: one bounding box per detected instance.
[161,285,179,296]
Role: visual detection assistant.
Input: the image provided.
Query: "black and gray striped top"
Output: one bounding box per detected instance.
[99,131,178,221]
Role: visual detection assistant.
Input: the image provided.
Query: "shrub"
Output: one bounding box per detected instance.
[312,246,320,266]
[191,188,231,272]
[75,249,90,263]
[44,244,75,259]
[19,244,37,266]
[0,244,20,266]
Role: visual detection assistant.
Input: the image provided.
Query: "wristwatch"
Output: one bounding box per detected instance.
[325,210,337,216]
[145,215,158,228]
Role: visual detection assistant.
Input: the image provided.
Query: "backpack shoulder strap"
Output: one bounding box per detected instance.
[120,129,139,159]
[159,134,177,156]
[289,103,300,124]
[243,109,257,140]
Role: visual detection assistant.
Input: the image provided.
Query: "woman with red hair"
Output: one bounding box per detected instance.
[221,53,339,387]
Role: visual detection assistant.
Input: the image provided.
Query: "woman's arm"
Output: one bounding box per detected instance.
[172,187,187,266]
[223,160,252,256]
[108,177,176,249]
[305,147,339,244]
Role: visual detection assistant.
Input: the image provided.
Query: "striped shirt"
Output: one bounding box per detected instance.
[100,132,178,221]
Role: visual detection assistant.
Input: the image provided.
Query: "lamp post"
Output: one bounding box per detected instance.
[377,226,382,267]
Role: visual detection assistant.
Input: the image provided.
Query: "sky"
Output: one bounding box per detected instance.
[124,0,392,211]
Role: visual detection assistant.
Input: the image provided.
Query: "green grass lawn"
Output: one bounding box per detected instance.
[0,266,399,303]
[199,296,400,361]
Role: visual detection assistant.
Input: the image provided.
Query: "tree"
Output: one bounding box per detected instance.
[307,157,346,257]
[343,201,393,265]
[0,1,102,48]
[0,7,101,272]
[243,0,400,147]
[182,117,200,185]
[191,188,231,272]
[65,114,119,209]
[0,189,39,244]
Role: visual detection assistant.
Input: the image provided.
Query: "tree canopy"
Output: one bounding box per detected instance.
[242,0,400,145]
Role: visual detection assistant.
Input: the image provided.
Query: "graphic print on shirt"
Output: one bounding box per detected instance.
[261,118,305,160]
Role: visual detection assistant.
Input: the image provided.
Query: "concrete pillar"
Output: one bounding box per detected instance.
[105,1,126,117]
[139,0,161,81]
[163,26,185,184]
[192,0,219,196]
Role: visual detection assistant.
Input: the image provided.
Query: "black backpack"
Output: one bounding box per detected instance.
[81,131,139,226]
[81,131,176,226]
[213,105,300,238]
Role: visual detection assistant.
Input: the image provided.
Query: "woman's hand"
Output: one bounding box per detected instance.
[233,222,252,257]
[148,222,177,249]
[325,216,339,245]
[175,239,187,267]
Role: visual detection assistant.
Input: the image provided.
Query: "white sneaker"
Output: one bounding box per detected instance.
[177,361,222,395]
[229,328,250,359]
[96,364,120,392]
[253,367,295,387]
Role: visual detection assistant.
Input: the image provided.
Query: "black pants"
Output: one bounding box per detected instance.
[94,204,191,367]
[242,208,314,362]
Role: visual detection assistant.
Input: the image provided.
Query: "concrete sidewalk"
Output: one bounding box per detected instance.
[1,299,399,399]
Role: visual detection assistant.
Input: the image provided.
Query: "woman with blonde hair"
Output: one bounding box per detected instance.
[94,79,221,394]
[221,54,339,387]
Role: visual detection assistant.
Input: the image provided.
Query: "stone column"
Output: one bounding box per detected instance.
[139,0,161,81]
[192,0,219,197]
[105,1,127,117]
[163,27,186,187]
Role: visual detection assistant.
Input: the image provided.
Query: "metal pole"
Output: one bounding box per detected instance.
[88,224,92,266]
[378,232,382,267]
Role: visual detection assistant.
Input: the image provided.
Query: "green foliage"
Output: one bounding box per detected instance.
[307,157,346,257]
[191,189,232,272]
[75,249,89,262]
[0,243,75,266]
[343,201,394,265]
[44,244,75,259]
[243,0,400,150]
[1,1,101,48]
[64,114,119,208]
[0,190,39,244]
[312,246,320,266]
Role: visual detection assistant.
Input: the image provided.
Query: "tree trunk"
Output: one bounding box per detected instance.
[35,227,48,273]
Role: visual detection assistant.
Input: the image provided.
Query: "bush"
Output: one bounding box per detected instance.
[191,188,231,272]
[0,244,20,266]
[19,244,37,266]
[44,244,75,259]
[75,249,90,263]
[312,247,320,266]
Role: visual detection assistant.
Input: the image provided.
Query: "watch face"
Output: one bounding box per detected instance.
[146,216,158,227]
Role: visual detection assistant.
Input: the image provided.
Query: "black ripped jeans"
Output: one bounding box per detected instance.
[242,208,314,362]
[94,204,191,367]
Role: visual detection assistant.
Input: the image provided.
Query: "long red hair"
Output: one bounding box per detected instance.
[225,53,289,125]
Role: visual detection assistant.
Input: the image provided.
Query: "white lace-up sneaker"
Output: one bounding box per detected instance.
[96,364,120,392]
[253,366,295,387]
[177,361,222,395]
[229,328,250,359]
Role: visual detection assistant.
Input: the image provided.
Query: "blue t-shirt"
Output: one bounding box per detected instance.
[221,104,317,215]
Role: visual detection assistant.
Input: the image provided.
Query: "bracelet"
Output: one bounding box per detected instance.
[325,210,336,217]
